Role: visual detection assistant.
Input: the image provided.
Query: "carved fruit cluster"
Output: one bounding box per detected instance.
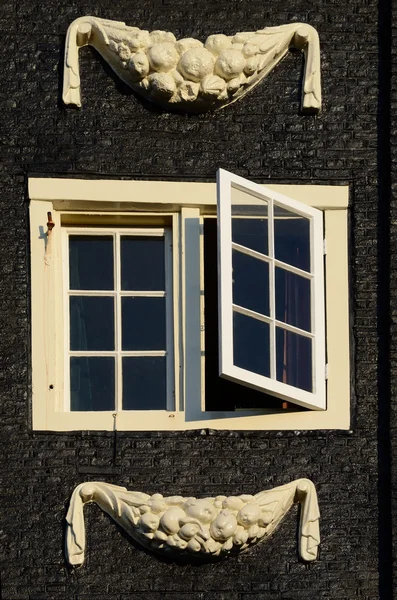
[107,27,284,104]
[129,492,274,556]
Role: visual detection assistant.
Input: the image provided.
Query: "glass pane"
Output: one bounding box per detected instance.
[275,268,311,332]
[231,185,268,256]
[233,311,270,377]
[274,206,311,272]
[70,356,115,411]
[232,219,268,255]
[70,296,114,351]
[121,236,165,291]
[69,236,114,290]
[122,297,166,350]
[233,250,270,316]
[276,328,312,392]
[122,357,166,410]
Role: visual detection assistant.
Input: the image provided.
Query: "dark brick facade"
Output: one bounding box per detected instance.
[0,0,393,598]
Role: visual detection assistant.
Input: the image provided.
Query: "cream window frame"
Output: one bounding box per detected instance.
[29,177,350,431]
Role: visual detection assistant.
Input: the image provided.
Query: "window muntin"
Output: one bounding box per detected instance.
[64,228,174,412]
[217,169,326,410]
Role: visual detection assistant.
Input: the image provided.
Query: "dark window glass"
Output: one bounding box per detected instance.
[70,356,115,411]
[232,218,268,255]
[122,297,166,351]
[69,236,114,290]
[123,357,166,410]
[275,268,311,332]
[121,236,165,291]
[232,250,270,316]
[70,296,114,351]
[203,219,284,410]
[276,328,312,392]
[274,206,310,272]
[233,312,270,377]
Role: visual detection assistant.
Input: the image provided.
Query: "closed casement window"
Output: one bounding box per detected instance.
[29,172,350,430]
[66,229,174,413]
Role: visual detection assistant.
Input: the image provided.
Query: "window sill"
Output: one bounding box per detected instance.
[33,403,349,431]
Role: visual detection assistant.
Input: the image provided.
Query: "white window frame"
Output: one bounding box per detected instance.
[63,227,175,413]
[29,177,350,431]
[217,169,326,410]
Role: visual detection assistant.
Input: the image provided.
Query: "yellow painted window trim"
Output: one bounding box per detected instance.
[29,178,350,431]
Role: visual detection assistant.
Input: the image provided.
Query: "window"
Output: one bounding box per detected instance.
[217,170,325,410]
[65,229,174,413]
[29,173,350,431]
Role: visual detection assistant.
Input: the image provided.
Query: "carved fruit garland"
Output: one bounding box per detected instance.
[63,18,321,113]
[66,479,320,566]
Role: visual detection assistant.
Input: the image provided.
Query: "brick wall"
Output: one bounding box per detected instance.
[0,0,390,598]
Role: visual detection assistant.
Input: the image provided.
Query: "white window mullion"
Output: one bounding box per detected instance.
[217,172,233,376]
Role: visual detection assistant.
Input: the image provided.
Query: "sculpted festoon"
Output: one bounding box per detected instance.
[63,17,321,113]
[66,478,320,565]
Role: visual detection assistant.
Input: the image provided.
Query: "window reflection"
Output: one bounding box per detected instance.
[276,328,312,392]
[233,250,270,316]
[69,236,114,290]
[232,218,268,255]
[275,268,311,332]
[123,357,166,410]
[274,206,310,272]
[70,356,115,411]
[70,296,114,351]
[122,297,166,351]
[233,312,270,377]
[121,236,165,291]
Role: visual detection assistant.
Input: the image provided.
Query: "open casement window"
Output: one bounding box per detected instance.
[217,170,326,410]
[29,175,349,431]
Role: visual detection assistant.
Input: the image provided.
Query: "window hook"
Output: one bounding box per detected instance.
[44,212,55,266]
[46,212,55,236]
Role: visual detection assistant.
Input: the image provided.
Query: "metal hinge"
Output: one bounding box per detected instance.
[323,239,327,255]
[325,363,329,380]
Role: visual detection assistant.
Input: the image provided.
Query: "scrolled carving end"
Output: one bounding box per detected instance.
[295,479,321,562]
[301,93,321,114]
[63,17,97,107]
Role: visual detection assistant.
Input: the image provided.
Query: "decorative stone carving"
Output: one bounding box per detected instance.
[63,17,321,113]
[65,478,320,566]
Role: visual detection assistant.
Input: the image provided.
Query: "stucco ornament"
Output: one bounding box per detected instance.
[63,17,321,113]
[65,478,320,566]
